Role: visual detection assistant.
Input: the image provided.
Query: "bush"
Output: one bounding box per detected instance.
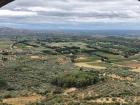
[51,71,104,88]
[0,79,7,88]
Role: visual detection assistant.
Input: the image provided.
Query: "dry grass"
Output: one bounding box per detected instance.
[31,55,47,60]
[117,60,140,73]
[64,88,78,94]
[90,97,126,104]
[2,94,45,105]
[74,62,106,69]
[108,74,134,81]
[118,60,140,68]
[132,68,140,73]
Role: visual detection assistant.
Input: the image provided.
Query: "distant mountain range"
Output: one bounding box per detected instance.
[0,27,140,37]
[0,27,35,36]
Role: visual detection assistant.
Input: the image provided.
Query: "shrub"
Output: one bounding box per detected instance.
[0,79,7,88]
[51,71,104,88]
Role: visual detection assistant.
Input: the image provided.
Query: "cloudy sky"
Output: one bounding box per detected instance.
[0,0,140,30]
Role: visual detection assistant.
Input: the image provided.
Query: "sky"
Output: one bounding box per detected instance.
[0,0,140,30]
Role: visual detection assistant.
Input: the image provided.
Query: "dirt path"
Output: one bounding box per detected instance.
[2,95,45,105]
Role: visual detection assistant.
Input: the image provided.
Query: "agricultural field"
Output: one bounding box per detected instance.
[0,34,140,105]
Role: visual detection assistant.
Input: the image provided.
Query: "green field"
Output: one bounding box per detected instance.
[0,35,140,105]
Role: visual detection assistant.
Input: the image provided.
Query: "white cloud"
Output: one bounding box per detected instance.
[27,7,63,12]
[0,10,37,17]
[1,0,140,28]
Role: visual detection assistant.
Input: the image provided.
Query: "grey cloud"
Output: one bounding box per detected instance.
[1,0,140,26]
